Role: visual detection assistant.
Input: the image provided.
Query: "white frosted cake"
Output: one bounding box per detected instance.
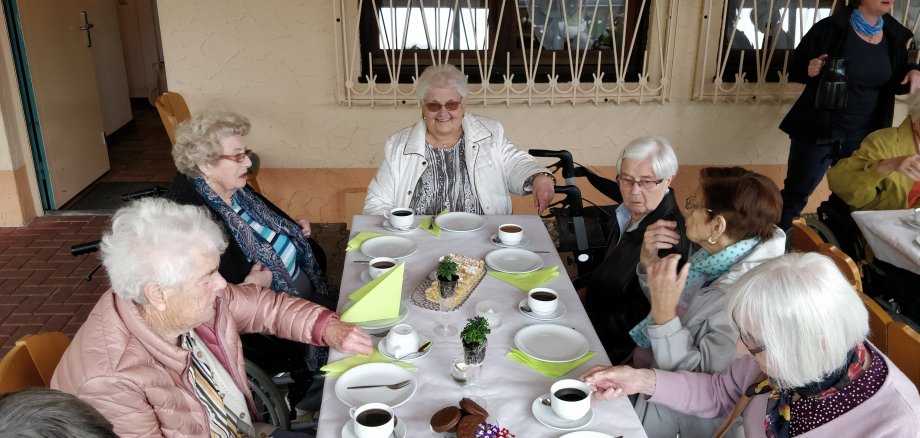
[425,254,486,308]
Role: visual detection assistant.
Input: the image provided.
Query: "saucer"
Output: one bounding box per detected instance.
[518,298,567,320]
[383,219,420,233]
[531,393,593,431]
[341,417,408,438]
[360,269,374,283]
[378,335,432,362]
[490,233,530,248]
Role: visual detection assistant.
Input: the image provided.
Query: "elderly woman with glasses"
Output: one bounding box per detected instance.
[627,166,786,438]
[363,64,555,216]
[582,253,920,437]
[583,137,693,365]
[51,198,372,438]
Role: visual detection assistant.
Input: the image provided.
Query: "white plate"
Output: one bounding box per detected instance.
[377,335,432,362]
[434,212,487,232]
[531,394,593,431]
[382,219,420,233]
[357,303,409,331]
[518,298,567,321]
[485,248,544,274]
[559,431,615,438]
[514,324,589,363]
[361,236,418,259]
[341,417,408,438]
[490,233,530,248]
[335,363,418,408]
[360,269,373,283]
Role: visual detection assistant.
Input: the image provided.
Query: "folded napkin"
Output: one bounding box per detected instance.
[419,209,449,236]
[346,231,389,251]
[488,266,560,291]
[340,263,404,323]
[505,349,596,377]
[321,350,416,377]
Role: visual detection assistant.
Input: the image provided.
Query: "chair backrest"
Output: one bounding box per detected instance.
[857,292,894,354]
[817,243,863,293]
[887,321,920,388]
[15,332,70,387]
[0,344,44,393]
[790,217,825,253]
[154,91,191,146]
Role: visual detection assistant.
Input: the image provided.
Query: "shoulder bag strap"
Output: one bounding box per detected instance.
[712,372,768,438]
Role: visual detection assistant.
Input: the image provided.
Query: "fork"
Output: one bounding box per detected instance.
[426,213,441,230]
[346,380,411,390]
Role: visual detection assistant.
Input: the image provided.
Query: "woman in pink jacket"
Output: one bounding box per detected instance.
[582,253,920,437]
[51,198,373,437]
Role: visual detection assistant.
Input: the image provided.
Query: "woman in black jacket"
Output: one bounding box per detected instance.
[778,0,920,229]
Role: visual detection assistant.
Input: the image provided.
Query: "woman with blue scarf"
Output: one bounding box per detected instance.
[778,0,920,230]
[628,167,786,438]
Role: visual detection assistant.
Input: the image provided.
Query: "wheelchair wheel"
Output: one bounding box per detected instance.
[803,214,841,249]
[245,358,290,429]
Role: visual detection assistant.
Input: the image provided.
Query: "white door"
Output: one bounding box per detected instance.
[16,0,109,208]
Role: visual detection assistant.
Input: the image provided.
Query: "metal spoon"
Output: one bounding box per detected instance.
[391,341,432,363]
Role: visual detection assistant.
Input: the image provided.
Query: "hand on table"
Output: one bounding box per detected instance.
[322,319,373,355]
[243,262,273,288]
[532,174,555,215]
[639,220,681,269]
[297,219,312,238]
[580,365,657,400]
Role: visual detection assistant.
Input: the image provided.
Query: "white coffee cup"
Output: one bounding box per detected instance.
[384,207,415,229]
[349,403,395,438]
[527,287,559,316]
[385,323,419,358]
[497,223,524,245]
[368,257,397,279]
[550,379,592,421]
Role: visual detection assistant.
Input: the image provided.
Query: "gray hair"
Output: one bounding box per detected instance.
[616,137,678,179]
[727,253,869,389]
[172,109,251,177]
[0,388,118,438]
[101,197,228,304]
[415,64,469,100]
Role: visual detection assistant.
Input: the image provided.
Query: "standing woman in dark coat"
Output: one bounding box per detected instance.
[778,0,920,229]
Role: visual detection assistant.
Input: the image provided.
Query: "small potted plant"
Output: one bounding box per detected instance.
[461,316,491,365]
[436,255,459,300]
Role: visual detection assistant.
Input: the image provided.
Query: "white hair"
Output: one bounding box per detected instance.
[616,137,678,179]
[727,253,869,389]
[100,198,228,304]
[415,64,469,100]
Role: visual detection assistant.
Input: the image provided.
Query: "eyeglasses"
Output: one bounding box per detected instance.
[739,334,765,355]
[217,149,253,164]
[617,176,665,190]
[424,100,462,112]
[684,194,713,213]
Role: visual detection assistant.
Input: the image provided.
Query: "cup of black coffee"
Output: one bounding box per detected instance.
[350,403,394,438]
[527,287,559,316]
[385,207,415,230]
[368,257,398,279]
[549,379,591,421]
[497,223,524,245]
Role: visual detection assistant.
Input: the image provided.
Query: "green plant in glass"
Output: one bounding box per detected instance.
[434,255,460,337]
[461,316,490,364]
[436,256,459,281]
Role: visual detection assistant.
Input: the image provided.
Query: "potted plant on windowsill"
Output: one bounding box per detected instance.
[461,316,491,365]
[436,256,459,302]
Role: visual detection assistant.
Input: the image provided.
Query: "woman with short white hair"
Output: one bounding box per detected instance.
[52,198,372,438]
[582,253,920,437]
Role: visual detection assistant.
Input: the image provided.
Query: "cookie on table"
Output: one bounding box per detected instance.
[455,414,487,438]
[430,405,462,433]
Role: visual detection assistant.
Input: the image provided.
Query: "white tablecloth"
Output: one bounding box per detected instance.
[851,210,920,275]
[316,214,647,438]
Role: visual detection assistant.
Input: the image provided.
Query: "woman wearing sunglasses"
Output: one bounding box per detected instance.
[363,64,556,216]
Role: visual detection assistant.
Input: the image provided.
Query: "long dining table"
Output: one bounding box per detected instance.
[316,214,647,437]
[851,210,920,275]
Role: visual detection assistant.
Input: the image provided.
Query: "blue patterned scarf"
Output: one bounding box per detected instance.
[851,9,884,37]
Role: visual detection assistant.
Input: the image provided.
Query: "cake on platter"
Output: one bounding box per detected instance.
[411,254,486,311]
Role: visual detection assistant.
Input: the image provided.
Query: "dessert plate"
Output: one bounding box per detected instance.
[361,236,418,259]
[434,212,486,232]
[531,394,593,431]
[518,298,567,321]
[559,431,615,438]
[341,417,407,438]
[514,323,589,363]
[490,233,530,248]
[335,363,418,408]
[357,303,409,332]
[377,335,432,362]
[382,219,420,233]
[485,248,543,274]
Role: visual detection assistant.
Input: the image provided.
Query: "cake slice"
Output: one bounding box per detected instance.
[425,254,486,308]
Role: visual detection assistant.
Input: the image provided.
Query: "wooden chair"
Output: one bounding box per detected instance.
[887,321,920,388]
[154,91,191,146]
[790,217,825,253]
[15,332,70,387]
[0,344,44,393]
[817,243,863,293]
[857,291,894,354]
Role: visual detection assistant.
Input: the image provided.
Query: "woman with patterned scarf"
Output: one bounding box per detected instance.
[582,252,920,437]
[627,167,786,438]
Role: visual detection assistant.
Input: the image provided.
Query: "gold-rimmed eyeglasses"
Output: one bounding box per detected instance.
[732,313,764,355]
[617,176,664,190]
[685,194,713,213]
[424,100,462,112]
[217,149,253,164]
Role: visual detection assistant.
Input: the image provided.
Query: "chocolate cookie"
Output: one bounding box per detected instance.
[430,406,461,433]
[455,414,487,438]
[459,397,489,418]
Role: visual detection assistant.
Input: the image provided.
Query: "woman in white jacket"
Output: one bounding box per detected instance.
[363,64,555,216]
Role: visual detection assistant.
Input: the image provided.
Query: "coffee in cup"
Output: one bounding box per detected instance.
[384,323,419,358]
[549,379,591,421]
[497,223,524,245]
[350,403,395,438]
[527,287,559,316]
[368,257,398,279]
[385,207,415,229]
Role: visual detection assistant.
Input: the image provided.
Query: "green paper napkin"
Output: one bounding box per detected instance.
[340,263,404,323]
[488,266,560,291]
[321,350,416,377]
[505,349,596,377]
[346,231,389,251]
[418,218,442,236]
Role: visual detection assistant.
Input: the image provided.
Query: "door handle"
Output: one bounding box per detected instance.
[80,11,95,47]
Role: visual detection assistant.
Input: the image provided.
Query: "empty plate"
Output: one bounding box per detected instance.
[514,323,589,363]
[360,235,418,259]
[485,248,544,274]
[531,394,593,431]
[357,303,409,331]
[335,362,417,408]
[434,212,487,232]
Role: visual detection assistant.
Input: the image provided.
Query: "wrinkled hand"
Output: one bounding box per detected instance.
[879,154,920,181]
[580,365,657,400]
[639,220,681,269]
[322,319,373,355]
[243,262,273,288]
[807,54,828,78]
[647,254,690,325]
[532,174,555,215]
[297,219,312,238]
[902,70,920,94]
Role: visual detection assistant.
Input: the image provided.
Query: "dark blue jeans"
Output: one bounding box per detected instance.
[779,127,870,230]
